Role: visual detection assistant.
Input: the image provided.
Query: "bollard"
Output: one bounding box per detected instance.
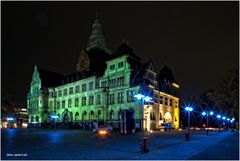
[185,132,190,141]
[139,137,149,153]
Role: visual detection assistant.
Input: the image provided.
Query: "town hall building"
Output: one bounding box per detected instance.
[27,15,180,133]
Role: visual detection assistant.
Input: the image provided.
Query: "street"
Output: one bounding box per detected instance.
[1,128,239,160]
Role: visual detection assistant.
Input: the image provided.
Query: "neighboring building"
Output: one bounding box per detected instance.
[27,15,180,132]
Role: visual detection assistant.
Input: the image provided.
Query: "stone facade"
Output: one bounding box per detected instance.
[27,15,180,132]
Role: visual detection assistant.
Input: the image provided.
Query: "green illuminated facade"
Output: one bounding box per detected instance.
[27,15,180,132]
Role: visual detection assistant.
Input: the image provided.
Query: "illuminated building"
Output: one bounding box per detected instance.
[27,15,180,132]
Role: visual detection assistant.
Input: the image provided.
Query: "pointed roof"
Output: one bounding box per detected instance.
[157,66,177,84]
[35,65,64,87]
[113,42,141,61]
[86,13,111,54]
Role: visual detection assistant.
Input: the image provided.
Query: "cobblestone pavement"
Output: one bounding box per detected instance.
[1,128,238,160]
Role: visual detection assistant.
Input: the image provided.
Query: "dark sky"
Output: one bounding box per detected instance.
[2,1,239,106]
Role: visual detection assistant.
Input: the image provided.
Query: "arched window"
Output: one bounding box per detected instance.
[75,112,79,121]
[159,112,163,120]
[36,116,39,122]
[90,111,94,120]
[31,116,34,123]
[110,110,114,120]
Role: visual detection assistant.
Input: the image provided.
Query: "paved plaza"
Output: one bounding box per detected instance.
[1,128,239,160]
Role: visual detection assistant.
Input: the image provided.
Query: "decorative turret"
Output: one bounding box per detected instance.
[86,13,111,54]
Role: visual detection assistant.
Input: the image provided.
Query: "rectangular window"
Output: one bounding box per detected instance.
[118,62,124,68]
[164,97,168,105]
[69,87,73,95]
[89,82,93,90]
[109,79,116,87]
[169,99,173,107]
[119,76,124,86]
[89,96,94,105]
[109,94,115,104]
[175,101,178,108]
[75,98,79,107]
[68,99,72,108]
[82,83,87,92]
[57,101,60,109]
[75,85,80,93]
[62,100,65,109]
[110,64,115,70]
[82,97,86,106]
[49,101,53,108]
[118,92,124,103]
[159,96,163,104]
[127,91,135,102]
[96,94,101,105]
[63,89,67,96]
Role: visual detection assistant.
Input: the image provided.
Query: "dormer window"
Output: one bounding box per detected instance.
[110,64,115,70]
[118,62,124,68]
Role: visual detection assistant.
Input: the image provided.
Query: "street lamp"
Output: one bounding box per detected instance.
[216,115,221,132]
[134,93,152,153]
[185,106,193,141]
[7,117,14,128]
[201,111,213,135]
[51,115,59,131]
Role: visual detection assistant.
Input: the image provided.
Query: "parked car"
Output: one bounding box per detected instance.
[93,125,113,134]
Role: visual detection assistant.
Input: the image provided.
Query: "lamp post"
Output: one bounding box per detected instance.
[51,115,59,131]
[134,94,152,154]
[216,115,221,132]
[222,116,226,129]
[7,117,14,128]
[202,111,213,135]
[185,107,193,141]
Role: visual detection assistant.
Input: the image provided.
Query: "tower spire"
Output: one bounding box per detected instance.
[86,13,110,54]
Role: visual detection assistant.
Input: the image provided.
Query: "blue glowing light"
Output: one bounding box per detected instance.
[227,118,230,121]
[7,117,14,121]
[185,107,193,111]
[230,120,234,123]
[51,115,59,119]
[134,94,144,100]
[144,96,152,102]
[217,115,221,119]
[222,116,226,120]
[210,111,214,115]
[202,112,206,116]
[232,118,235,121]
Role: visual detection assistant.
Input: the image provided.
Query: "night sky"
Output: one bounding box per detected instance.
[2,1,239,106]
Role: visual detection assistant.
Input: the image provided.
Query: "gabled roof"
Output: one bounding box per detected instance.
[157,66,177,84]
[38,68,64,88]
[112,43,141,61]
